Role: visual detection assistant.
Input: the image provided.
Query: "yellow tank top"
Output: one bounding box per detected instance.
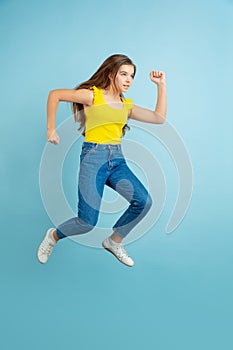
[84,85,133,144]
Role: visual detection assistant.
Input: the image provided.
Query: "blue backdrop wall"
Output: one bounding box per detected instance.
[1,0,232,349]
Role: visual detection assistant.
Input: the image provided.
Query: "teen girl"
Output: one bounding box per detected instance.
[37,54,167,267]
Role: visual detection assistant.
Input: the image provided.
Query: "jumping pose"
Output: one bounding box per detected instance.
[37,54,167,267]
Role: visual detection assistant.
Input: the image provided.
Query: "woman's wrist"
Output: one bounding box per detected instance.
[156,82,166,89]
[47,126,56,132]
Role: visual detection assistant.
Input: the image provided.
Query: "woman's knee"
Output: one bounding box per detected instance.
[133,193,153,213]
[143,194,153,212]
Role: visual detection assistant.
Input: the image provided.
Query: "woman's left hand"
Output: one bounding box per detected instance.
[150,70,166,86]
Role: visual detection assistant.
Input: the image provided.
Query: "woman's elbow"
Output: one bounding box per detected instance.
[154,112,166,124]
[160,115,166,124]
[49,89,58,96]
[48,89,59,101]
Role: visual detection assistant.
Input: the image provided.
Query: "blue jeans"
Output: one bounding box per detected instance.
[56,142,152,239]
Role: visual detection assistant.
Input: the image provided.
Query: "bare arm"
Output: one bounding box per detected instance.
[46,88,93,144]
[129,70,167,124]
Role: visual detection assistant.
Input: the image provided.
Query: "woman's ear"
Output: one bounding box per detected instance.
[108,73,113,83]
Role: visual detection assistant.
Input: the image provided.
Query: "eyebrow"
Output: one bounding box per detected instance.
[120,70,135,75]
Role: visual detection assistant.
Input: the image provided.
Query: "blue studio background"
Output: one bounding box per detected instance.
[1,0,232,349]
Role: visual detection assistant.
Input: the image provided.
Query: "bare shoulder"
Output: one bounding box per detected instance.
[49,88,94,106]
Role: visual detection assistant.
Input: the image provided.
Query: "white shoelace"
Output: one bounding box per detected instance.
[115,245,129,259]
[40,237,55,256]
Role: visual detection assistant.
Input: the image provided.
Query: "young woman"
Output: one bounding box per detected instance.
[37,54,167,267]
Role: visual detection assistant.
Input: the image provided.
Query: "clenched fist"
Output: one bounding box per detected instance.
[150,70,166,86]
[47,129,60,145]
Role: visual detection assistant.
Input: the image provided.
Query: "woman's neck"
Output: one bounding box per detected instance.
[103,85,121,101]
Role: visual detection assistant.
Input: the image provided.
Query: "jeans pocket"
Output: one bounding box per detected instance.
[80,144,98,161]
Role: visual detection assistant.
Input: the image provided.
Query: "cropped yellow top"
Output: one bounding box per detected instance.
[84,85,133,144]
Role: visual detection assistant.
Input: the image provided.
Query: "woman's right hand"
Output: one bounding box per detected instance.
[47,129,60,144]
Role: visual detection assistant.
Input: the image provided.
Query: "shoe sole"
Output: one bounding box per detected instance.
[102,243,134,267]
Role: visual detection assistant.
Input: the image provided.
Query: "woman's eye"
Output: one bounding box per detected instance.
[121,73,134,79]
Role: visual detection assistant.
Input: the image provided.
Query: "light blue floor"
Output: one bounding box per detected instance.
[1,0,232,349]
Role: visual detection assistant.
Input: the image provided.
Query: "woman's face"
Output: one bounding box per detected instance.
[114,64,135,93]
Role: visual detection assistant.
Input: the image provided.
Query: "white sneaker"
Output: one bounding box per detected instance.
[37,228,57,264]
[102,237,134,267]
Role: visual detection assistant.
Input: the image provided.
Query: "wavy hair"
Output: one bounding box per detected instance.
[72,54,136,135]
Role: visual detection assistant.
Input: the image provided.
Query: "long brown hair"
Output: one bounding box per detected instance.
[72,54,136,135]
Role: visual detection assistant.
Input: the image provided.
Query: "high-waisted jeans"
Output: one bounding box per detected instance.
[56,142,152,239]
